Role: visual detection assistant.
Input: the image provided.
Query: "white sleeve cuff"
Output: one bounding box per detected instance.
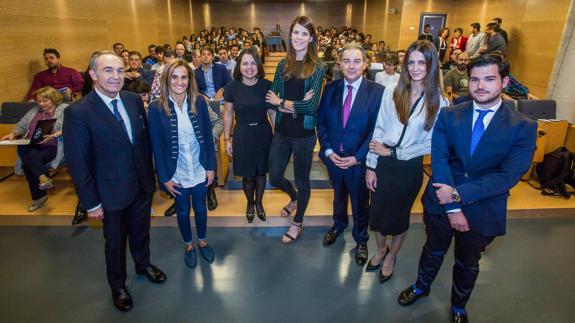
[87,204,102,212]
[325,149,334,158]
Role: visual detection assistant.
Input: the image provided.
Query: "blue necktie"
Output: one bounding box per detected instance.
[111,99,127,130]
[470,109,493,155]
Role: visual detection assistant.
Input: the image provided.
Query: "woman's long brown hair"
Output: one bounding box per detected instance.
[393,40,443,131]
[159,60,198,116]
[283,16,321,80]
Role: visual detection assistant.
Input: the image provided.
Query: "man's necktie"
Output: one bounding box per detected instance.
[340,85,353,152]
[470,109,493,155]
[111,99,129,138]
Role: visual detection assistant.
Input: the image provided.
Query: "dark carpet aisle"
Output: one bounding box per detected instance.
[1,219,574,323]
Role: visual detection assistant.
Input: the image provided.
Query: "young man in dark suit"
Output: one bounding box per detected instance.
[397,54,537,322]
[63,51,166,312]
[317,43,384,265]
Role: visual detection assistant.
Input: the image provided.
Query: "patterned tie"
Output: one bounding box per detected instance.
[470,109,493,155]
[111,99,129,138]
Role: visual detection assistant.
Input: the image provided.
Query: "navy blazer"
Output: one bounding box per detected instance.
[194,64,232,96]
[317,77,384,164]
[63,90,155,211]
[147,96,216,191]
[421,101,537,236]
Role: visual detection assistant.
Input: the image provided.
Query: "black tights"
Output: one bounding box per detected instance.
[242,175,266,211]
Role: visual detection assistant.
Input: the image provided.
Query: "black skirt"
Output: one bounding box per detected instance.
[232,122,273,177]
[369,155,423,235]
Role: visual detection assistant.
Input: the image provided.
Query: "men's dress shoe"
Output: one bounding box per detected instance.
[28,196,48,212]
[378,256,396,284]
[206,184,218,211]
[397,285,430,306]
[164,202,176,217]
[72,205,87,225]
[322,228,341,246]
[365,246,389,272]
[112,287,133,312]
[184,248,197,268]
[451,312,469,323]
[136,265,167,283]
[198,244,215,263]
[355,243,368,266]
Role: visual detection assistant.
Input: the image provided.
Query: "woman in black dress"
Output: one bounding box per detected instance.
[223,48,274,223]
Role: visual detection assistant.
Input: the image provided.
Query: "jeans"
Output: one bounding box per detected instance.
[269,133,316,223]
[174,181,208,244]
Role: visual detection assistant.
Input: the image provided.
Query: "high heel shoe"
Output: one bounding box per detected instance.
[379,256,397,284]
[246,204,255,223]
[255,204,266,221]
[366,246,389,272]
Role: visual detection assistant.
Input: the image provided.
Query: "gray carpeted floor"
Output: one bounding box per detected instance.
[1,219,574,322]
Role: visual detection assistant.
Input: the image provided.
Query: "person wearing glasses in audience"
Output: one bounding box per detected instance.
[265,16,325,244]
[223,48,274,223]
[148,60,216,269]
[365,40,449,283]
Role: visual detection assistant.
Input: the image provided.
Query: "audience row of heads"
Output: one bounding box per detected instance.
[435,17,506,40]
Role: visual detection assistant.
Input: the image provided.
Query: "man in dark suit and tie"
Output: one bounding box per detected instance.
[63,51,166,312]
[317,43,384,265]
[397,54,537,322]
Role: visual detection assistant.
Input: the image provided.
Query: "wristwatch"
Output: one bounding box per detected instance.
[451,188,461,203]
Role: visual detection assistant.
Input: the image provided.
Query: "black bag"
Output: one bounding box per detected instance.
[536,147,575,198]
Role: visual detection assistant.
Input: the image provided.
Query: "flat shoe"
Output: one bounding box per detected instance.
[184,247,197,268]
[198,243,215,263]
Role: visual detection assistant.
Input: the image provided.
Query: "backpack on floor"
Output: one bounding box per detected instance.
[536,147,575,198]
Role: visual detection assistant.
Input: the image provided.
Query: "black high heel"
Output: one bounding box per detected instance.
[379,256,397,284]
[246,204,255,223]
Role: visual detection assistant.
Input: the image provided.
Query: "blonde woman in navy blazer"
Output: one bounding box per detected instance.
[148,60,216,268]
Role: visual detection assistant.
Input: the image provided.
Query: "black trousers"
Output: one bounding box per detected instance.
[102,187,152,291]
[17,145,57,200]
[415,210,495,309]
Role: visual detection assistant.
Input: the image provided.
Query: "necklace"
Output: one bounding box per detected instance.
[242,78,257,86]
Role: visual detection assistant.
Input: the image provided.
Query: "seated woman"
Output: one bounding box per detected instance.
[1,86,68,211]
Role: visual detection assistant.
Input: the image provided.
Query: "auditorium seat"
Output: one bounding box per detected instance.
[518,99,556,120]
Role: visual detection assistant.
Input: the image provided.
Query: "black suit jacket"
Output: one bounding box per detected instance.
[63,90,155,212]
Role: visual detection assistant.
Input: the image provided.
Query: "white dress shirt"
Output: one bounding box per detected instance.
[366,83,450,169]
[94,87,133,143]
[324,77,364,157]
[170,96,206,188]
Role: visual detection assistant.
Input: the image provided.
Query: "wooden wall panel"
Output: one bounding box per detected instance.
[0,0,194,102]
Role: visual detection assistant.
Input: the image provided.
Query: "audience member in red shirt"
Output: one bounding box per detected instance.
[449,28,468,52]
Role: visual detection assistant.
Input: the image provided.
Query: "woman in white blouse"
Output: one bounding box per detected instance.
[364,40,450,283]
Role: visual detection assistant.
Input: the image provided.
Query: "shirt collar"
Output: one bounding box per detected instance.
[94,87,120,106]
[344,77,363,91]
[202,63,213,72]
[472,98,502,113]
[169,95,189,110]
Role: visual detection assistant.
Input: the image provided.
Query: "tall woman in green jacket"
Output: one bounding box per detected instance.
[265,15,325,244]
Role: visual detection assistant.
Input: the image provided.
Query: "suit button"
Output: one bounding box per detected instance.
[464,173,468,178]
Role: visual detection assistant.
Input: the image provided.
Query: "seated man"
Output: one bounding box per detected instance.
[442,48,462,71]
[142,44,157,66]
[216,46,236,78]
[150,46,165,71]
[195,47,232,103]
[125,79,151,110]
[375,53,400,87]
[27,48,84,102]
[123,51,155,90]
[443,52,470,99]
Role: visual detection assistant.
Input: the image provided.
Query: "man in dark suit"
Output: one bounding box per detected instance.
[63,51,166,312]
[317,43,384,265]
[397,54,537,323]
[418,24,434,42]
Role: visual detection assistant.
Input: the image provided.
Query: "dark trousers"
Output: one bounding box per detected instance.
[326,161,369,244]
[17,145,57,200]
[269,133,316,223]
[102,188,152,291]
[174,181,208,243]
[415,210,495,309]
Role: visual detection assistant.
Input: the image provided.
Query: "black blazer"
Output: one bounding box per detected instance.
[63,90,155,211]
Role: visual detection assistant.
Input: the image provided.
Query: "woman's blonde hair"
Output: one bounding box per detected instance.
[33,86,64,106]
[159,60,198,116]
[284,16,321,80]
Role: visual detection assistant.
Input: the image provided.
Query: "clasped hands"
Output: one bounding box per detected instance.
[328,153,357,170]
[265,90,314,114]
[433,182,470,232]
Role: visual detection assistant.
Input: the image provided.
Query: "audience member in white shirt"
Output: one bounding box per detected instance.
[375,53,400,88]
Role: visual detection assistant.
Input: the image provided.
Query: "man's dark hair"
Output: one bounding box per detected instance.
[155,46,165,55]
[163,49,175,58]
[217,46,229,53]
[383,53,399,66]
[470,23,481,31]
[424,24,431,28]
[396,49,406,54]
[43,48,60,58]
[128,51,141,59]
[232,48,265,80]
[175,41,185,46]
[467,53,510,79]
[230,44,240,51]
[201,46,214,55]
[125,79,151,95]
[493,17,503,24]
[486,22,500,31]
[113,42,124,49]
[148,44,156,50]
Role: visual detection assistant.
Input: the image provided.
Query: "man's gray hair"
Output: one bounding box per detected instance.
[89,50,122,71]
[339,43,367,61]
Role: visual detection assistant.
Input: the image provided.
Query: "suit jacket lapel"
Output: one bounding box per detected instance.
[120,92,139,143]
[334,79,344,131]
[461,102,474,165]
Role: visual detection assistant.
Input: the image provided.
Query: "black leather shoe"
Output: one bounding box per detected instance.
[378,256,396,284]
[72,205,87,225]
[207,184,218,211]
[136,265,167,283]
[322,228,341,246]
[355,243,368,266]
[397,285,430,306]
[451,312,469,323]
[112,287,133,312]
[255,204,266,222]
[365,246,389,272]
[164,202,176,217]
